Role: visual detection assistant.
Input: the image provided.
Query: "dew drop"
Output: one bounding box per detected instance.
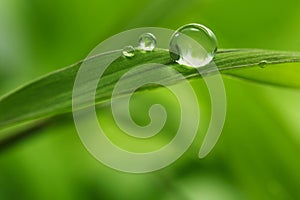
[138,33,156,51]
[258,60,268,68]
[122,45,135,57]
[169,23,218,68]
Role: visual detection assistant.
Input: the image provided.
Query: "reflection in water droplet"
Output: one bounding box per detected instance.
[169,23,218,68]
[138,33,156,51]
[258,60,268,68]
[122,46,135,57]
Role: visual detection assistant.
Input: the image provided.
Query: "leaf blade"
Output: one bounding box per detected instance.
[1,48,300,130]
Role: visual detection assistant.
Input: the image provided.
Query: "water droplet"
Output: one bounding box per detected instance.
[138,33,156,51]
[169,23,218,68]
[258,60,268,68]
[122,46,135,57]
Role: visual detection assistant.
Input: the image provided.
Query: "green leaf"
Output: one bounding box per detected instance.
[216,49,300,88]
[1,48,300,132]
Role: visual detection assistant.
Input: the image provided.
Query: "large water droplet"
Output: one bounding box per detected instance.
[122,45,135,57]
[169,23,218,67]
[138,33,156,51]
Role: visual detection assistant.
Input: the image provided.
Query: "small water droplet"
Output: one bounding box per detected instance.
[138,33,156,51]
[258,60,268,68]
[122,46,135,57]
[169,23,218,68]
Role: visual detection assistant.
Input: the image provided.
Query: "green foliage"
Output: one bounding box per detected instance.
[1,0,300,200]
[1,49,300,131]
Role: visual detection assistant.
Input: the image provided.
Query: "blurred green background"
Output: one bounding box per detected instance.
[1,0,300,199]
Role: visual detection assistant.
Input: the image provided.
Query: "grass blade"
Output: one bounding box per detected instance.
[1,48,300,132]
